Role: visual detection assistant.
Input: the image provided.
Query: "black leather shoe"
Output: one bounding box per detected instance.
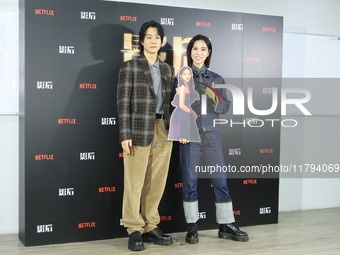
[218,223,249,242]
[186,223,199,244]
[142,227,173,245]
[128,231,144,251]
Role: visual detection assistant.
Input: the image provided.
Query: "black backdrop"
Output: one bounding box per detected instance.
[19,0,283,246]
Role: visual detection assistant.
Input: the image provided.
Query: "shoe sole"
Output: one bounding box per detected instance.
[142,236,173,246]
[128,243,145,251]
[218,231,249,242]
[185,236,199,244]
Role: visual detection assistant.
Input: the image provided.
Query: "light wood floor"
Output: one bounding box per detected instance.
[1,208,340,255]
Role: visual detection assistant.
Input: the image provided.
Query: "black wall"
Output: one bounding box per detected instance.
[19,0,283,246]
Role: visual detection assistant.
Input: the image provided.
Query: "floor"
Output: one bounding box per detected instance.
[1,208,340,255]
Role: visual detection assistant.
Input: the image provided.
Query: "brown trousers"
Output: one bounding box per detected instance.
[122,119,173,234]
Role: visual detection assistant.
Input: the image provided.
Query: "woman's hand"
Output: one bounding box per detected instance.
[179,138,189,144]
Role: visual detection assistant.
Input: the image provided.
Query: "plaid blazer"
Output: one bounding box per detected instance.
[117,56,175,146]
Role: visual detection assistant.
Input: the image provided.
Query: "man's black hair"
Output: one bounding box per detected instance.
[139,20,165,55]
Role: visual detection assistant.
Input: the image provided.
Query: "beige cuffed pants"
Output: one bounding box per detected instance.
[122,119,173,235]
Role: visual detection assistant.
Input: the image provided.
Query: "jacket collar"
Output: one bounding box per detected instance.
[138,56,154,88]
[192,65,209,78]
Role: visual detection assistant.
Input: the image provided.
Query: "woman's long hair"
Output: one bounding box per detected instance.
[177,66,195,92]
[186,34,212,68]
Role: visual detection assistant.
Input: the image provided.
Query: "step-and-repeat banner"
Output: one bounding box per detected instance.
[19,0,283,246]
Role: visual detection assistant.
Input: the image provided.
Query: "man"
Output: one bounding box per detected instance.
[117,20,175,252]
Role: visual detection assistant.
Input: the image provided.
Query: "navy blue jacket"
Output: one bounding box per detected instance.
[191,69,231,131]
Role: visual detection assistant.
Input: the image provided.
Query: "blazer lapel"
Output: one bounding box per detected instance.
[138,56,154,93]
[159,61,168,98]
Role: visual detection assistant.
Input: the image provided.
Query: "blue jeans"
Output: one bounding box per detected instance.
[179,130,232,203]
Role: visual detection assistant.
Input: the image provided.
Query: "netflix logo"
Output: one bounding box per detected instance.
[98,187,116,193]
[243,179,257,185]
[35,9,54,16]
[160,216,172,221]
[35,154,54,161]
[196,21,211,27]
[246,57,260,62]
[120,16,137,22]
[79,83,97,89]
[58,119,76,125]
[260,149,274,154]
[174,183,183,188]
[78,222,96,228]
[262,27,276,32]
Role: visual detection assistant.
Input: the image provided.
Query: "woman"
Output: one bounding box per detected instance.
[168,66,200,142]
[180,34,249,244]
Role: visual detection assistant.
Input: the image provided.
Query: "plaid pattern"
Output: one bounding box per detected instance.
[117,56,175,146]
